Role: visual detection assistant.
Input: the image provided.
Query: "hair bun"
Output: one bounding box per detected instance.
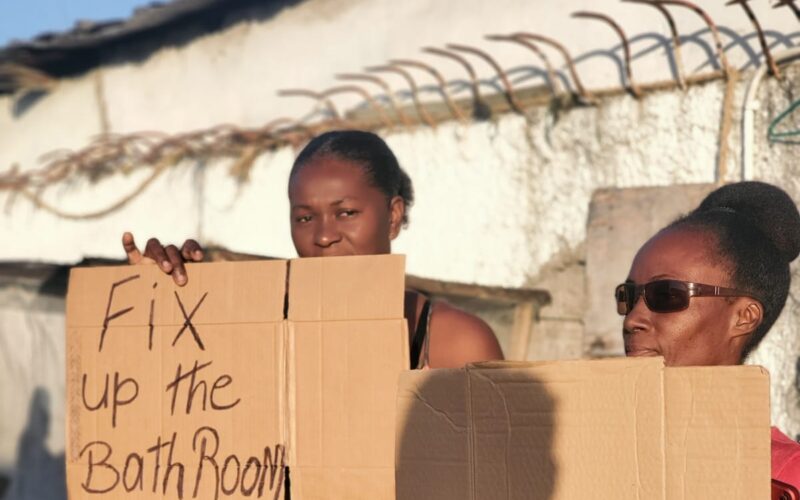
[697,181,800,263]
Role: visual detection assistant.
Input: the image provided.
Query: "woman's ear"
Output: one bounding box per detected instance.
[388,196,405,240]
[732,298,764,339]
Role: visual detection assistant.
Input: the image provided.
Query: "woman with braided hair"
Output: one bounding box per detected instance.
[616,181,800,489]
[123,130,503,369]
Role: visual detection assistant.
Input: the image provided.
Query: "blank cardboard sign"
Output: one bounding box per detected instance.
[396,357,771,500]
[66,255,408,500]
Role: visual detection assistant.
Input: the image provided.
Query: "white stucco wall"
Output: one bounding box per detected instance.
[0,76,741,286]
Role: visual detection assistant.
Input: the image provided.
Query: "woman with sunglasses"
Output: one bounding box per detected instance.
[122,130,504,369]
[616,181,800,489]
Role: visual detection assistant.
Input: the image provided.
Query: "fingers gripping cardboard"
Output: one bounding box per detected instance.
[66,255,408,500]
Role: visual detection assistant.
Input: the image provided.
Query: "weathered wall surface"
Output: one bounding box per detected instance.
[0,78,743,278]
[1,0,800,477]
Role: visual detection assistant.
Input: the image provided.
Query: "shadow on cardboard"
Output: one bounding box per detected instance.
[395,368,557,500]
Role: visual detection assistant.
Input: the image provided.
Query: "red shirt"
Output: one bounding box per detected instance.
[772,427,800,488]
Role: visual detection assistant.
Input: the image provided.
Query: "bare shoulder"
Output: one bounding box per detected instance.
[427,301,504,369]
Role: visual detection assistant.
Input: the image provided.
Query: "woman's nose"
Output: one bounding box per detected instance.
[313,218,341,247]
[622,294,651,335]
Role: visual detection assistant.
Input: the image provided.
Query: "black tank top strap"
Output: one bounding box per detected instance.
[410,298,432,369]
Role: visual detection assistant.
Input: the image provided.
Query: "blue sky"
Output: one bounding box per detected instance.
[0,0,153,46]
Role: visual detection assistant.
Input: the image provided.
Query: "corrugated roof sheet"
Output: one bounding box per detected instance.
[0,0,277,94]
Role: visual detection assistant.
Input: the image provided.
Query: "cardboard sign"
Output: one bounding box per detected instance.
[396,357,771,500]
[66,255,408,500]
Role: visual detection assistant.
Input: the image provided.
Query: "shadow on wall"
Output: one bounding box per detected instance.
[395,368,557,500]
[571,29,798,90]
[2,388,66,500]
[470,27,799,100]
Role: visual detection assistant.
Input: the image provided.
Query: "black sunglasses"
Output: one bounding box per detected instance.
[615,279,752,316]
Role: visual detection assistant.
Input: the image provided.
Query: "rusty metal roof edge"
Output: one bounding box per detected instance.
[1,0,226,53]
[0,0,292,94]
